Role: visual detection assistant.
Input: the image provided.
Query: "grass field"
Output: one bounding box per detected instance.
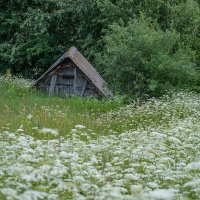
[0,76,122,138]
[1,76,200,199]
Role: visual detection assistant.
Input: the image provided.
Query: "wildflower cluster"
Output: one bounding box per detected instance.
[1,93,200,199]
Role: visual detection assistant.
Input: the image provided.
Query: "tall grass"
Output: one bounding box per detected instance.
[0,76,122,137]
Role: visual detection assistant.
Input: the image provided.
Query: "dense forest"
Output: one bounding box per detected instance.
[1,0,200,97]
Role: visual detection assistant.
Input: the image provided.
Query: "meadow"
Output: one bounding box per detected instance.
[1,76,200,199]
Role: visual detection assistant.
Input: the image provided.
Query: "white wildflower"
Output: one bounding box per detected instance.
[147,182,159,189]
[16,124,24,133]
[75,124,85,129]
[27,114,33,120]
[71,129,77,133]
[60,151,68,158]
[185,162,200,170]
[39,128,59,136]
[130,185,143,193]
[0,188,17,198]
[18,190,47,200]
[145,189,177,200]
[184,178,200,188]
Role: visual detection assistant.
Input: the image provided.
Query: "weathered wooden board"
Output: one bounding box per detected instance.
[73,68,77,95]
[81,80,87,97]
[49,75,57,95]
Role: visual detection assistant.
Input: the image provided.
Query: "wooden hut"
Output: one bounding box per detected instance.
[34,47,113,98]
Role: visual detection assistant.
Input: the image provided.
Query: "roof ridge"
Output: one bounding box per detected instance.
[67,46,77,59]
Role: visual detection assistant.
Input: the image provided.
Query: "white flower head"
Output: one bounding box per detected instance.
[16,125,24,133]
[39,128,59,136]
[75,125,85,129]
[27,114,33,120]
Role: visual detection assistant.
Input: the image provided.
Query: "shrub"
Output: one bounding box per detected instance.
[96,18,198,98]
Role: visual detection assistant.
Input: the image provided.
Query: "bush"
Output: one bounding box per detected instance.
[96,18,198,98]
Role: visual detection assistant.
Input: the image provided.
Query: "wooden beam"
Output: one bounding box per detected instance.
[57,71,74,76]
[73,68,77,95]
[81,80,87,97]
[49,75,57,96]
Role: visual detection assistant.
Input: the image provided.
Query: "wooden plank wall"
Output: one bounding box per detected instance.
[39,60,100,98]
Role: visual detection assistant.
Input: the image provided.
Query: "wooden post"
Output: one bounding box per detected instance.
[49,75,57,96]
[81,80,87,97]
[73,68,77,95]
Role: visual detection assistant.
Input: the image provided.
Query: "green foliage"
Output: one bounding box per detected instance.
[96,19,198,97]
[0,0,70,77]
[170,0,200,66]
[0,0,104,77]
[0,0,200,97]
